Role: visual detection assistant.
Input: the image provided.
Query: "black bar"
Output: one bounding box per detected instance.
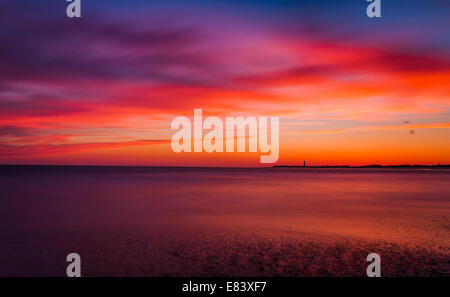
[1,277,446,296]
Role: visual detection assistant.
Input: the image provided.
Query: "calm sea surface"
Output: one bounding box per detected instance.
[1,166,449,276]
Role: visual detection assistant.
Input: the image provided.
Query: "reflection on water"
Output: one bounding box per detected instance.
[1,166,449,276]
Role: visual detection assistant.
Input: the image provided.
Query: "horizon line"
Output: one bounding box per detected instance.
[0,163,449,169]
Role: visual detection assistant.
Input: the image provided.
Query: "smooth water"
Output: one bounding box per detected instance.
[1,166,449,276]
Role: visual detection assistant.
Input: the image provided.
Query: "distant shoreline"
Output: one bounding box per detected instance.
[0,164,449,169]
[273,164,450,169]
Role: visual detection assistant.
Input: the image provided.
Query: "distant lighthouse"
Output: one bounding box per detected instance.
[304,160,306,167]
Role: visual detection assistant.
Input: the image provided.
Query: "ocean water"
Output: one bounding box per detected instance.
[1,166,449,276]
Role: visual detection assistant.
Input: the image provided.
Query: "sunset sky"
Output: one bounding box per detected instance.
[0,0,449,166]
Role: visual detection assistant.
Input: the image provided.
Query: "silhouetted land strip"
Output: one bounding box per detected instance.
[273,164,450,169]
[0,164,449,174]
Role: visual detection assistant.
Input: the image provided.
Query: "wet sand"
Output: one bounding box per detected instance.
[3,226,449,277]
